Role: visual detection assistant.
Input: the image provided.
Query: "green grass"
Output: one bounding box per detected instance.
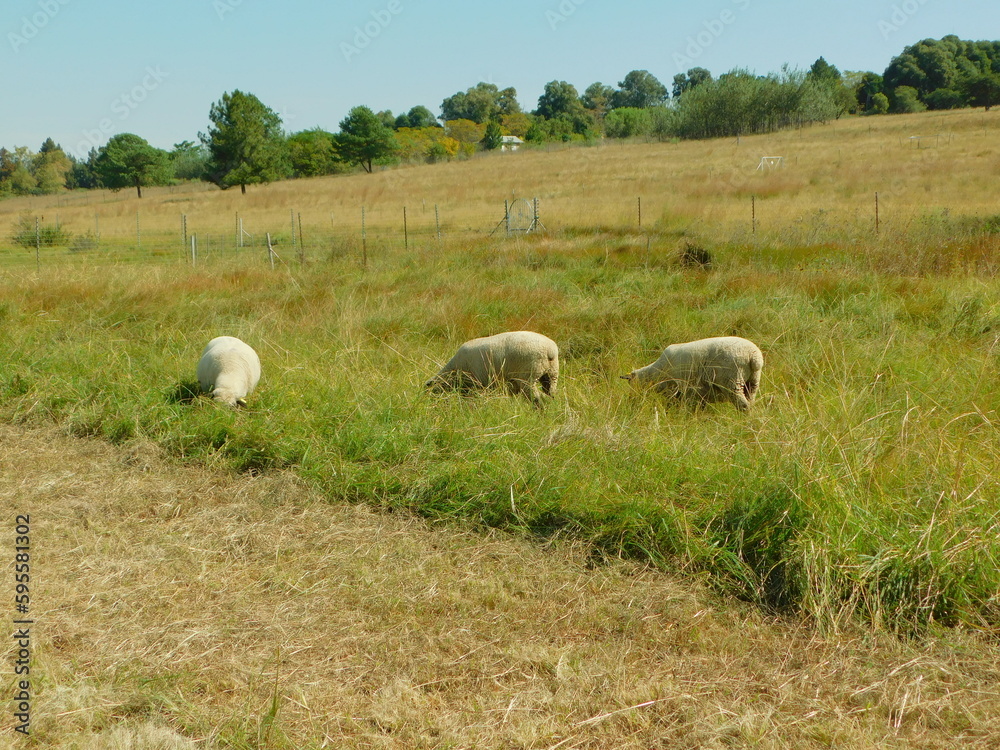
[2,226,1000,633]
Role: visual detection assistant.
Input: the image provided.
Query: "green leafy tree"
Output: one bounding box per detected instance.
[884,36,1000,107]
[581,82,615,118]
[287,129,341,176]
[201,90,290,193]
[481,120,504,150]
[856,72,885,112]
[7,148,37,195]
[170,141,210,181]
[535,80,585,120]
[336,106,398,173]
[604,108,653,138]
[66,149,100,189]
[890,85,927,113]
[441,83,521,123]
[34,138,71,194]
[611,70,668,109]
[94,133,172,198]
[962,72,1000,110]
[394,105,439,129]
[868,92,890,115]
[672,67,712,98]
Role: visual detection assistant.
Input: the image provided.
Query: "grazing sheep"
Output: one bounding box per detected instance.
[622,336,763,412]
[196,336,261,408]
[425,331,559,407]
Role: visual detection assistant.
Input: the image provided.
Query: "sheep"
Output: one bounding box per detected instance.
[196,336,261,408]
[425,331,559,408]
[622,336,763,412]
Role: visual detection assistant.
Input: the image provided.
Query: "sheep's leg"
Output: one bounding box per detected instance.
[744,369,761,403]
[539,371,556,397]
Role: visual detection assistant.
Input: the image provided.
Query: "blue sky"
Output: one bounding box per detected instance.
[2,0,997,158]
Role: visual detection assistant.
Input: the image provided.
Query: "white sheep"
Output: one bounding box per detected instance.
[622,336,763,412]
[196,336,261,408]
[425,331,559,407]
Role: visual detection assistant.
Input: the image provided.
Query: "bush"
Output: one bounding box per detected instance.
[10,214,71,248]
[891,86,926,114]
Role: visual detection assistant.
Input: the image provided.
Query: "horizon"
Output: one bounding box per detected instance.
[3,0,998,158]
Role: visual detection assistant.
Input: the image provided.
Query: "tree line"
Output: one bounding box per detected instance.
[2,35,998,199]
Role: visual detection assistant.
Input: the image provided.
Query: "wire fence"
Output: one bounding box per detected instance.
[0,188,980,271]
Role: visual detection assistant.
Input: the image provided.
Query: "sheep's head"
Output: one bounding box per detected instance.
[424,374,453,393]
[211,387,243,408]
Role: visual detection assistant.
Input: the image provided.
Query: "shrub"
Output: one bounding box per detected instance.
[10,214,71,248]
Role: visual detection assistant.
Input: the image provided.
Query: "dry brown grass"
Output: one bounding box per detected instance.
[2,424,1000,748]
[3,109,998,251]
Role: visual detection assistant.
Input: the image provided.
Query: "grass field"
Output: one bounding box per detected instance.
[2,108,1000,747]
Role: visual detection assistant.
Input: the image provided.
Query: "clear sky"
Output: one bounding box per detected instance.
[3,0,997,158]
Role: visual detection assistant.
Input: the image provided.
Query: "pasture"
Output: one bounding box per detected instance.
[2,108,1000,747]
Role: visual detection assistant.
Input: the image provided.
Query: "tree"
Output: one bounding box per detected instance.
[963,72,1000,110]
[336,106,398,173]
[376,110,396,129]
[611,70,668,109]
[581,82,615,118]
[170,141,210,181]
[34,138,71,194]
[201,90,290,193]
[536,80,585,120]
[869,92,890,115]
[604,108,653,138]
[883,36,1000,107]
[482,120,503,151]
[672,67,712,98]
[287,129,340,177]
[441,83,521,123]
[805,57,854,117]
[394,105,439,129]
[856,72,884,112]
[807,57,841,85]
[94,133,172,198]
[890,85,926,113]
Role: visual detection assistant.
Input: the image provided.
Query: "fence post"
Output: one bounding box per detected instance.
[35,216,40,273]
[875,192,880,235]
[191,234,197,267]
[266,232,276,270]
[361,206,367,269]
[236,212,240,249]
[297,212,304,264]
[435,204,441,243]
[638,196,642,229]
[182,214,188,251]
[752,195,756,235]
[403,206,408,250]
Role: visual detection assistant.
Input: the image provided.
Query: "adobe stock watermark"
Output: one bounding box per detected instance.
[73,66,169,158]
[341,0,403,64]
[673,0,751,72]
[878,0,933,40]
[546,0,586,31]
[8,0,72,53]
[213,0,243,21]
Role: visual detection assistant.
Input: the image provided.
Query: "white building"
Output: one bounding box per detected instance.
[500,135,524,152]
